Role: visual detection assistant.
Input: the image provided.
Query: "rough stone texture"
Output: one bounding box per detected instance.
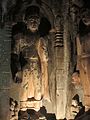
[0,25,11,120]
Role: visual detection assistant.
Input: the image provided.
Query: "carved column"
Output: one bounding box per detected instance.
[54,15,65,119]
[62,0,73,119]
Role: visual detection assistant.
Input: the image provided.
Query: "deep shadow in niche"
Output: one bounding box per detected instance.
[83,0,90,8]
[79,20,90,37]
[11,22,27,50]
[11,22,27,82]
[11,22,27,37]
[39,17,51,37]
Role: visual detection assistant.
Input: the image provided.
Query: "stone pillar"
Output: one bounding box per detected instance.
[62,0,73,119]
[54,15,66,119]
[63,18,73,119]
[0,25,11,120]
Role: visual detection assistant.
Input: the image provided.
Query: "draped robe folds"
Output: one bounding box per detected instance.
[76,33,90,108]
[12,34,50,111]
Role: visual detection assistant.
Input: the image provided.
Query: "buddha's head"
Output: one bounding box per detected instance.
[25,6,40,32]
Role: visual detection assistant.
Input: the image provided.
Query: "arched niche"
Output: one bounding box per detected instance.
[6,0,54,30]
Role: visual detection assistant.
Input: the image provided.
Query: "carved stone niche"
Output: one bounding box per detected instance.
[9,0,56,118]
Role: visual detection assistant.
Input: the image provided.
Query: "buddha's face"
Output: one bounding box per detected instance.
[27,16,40,32]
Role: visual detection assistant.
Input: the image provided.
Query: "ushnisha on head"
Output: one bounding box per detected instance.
[25,6,40,32]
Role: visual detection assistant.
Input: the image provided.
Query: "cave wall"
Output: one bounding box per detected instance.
[0,0,90,119]
[0,25,11,120]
